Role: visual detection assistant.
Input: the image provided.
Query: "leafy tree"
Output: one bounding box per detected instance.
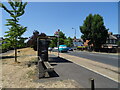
[64,37,73,47]
[27,30,48,51]
[116,41,120,47]
[49,38,57,48]
[49,31,67,47]
[80,14,108,50]
[59,31,66,39]
[0,0,27,62]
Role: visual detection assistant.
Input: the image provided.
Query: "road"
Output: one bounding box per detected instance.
[40,54,119,88]
[50,51,119,83]
[67,51,118,67]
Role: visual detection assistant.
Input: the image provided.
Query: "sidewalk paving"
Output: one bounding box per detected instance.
[44,54,118,88]
[49,51,119,83]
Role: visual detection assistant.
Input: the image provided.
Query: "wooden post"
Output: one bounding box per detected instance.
[15,47,17,62]
[37,37,40,60]
[91,79,95,90]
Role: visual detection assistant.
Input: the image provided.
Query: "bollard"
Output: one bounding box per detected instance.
[91,78,95,90]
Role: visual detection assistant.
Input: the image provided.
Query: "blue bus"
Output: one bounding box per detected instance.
[59,45,68,52]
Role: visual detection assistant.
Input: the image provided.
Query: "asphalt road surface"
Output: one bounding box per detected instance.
[37,55,119,88]
[67,51,118,67]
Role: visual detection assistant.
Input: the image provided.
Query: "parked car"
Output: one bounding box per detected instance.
[59,45,68,52]
[52,47,58,52]
[67,47,73,51]
[48,47,52,51]
[54,47,58,50]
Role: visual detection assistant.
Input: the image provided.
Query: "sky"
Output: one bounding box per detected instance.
[1,2,119,39]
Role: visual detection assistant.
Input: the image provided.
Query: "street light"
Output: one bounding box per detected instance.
[72,28,77,51]
[72,28,76,39]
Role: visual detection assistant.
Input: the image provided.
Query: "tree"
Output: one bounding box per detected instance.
[117,41,120,47]
[27,30,48,51]
[0,0,27,62]
[80,14,108,51]
[49,38,57,48]
[64,37,73,47]
[49,31,67,47]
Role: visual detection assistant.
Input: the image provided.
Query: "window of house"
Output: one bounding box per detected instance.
[111,39,113,44]
[107,39,110,44]
[114,40,116,44]
[110,39,112,44]
[106,40,108,43]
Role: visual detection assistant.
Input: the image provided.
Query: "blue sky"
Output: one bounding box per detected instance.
[1,2,118,38]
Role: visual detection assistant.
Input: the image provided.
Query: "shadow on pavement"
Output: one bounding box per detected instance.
[47,71,59,78]
[49,57,73,63]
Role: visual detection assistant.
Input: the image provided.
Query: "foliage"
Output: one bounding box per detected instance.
[0,0,27,49]
[49,31,73,48]
[49,38,57,48]
[0,0,27,62]
[116,41,120,46]
[27,30,48,51]
[80,14,108,50]
[64,37,73,47]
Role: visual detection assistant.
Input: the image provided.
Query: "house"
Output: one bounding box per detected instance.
[82,32,118,48]
[73,37,83,47]
[83,40,93,47]
[113,34,120,42]
[102,32,118,48]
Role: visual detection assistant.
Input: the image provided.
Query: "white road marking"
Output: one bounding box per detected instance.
[73,62,119,83]
[51,52,119,83]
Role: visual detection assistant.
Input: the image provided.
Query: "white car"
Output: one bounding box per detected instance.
[54,47,58,50]
[53,47,58,52]
[48,47,52,51]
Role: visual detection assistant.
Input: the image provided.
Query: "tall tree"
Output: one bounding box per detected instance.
[49,31,67,47]
[0,0,27,62]
[80,14,108,50]
[64,37,73,47]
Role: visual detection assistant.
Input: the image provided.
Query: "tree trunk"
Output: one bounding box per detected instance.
[15,47,17,62]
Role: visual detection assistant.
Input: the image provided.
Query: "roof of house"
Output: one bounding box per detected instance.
[108,32,117,39]
[113,34,120,39]
[108,35,117,39]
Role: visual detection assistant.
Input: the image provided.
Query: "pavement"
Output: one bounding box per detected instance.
[39,53,118,88]
[48,51,119,83]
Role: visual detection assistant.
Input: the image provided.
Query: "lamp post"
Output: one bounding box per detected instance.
[72,28,77,50]
[72,28,76,39]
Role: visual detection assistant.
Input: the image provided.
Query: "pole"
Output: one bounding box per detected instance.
[72,28,77,51]
[15,43,17,62]
[75,28,76,39]
[58,29,60,57]
[37,37,39,60]
[91,79,95,90]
